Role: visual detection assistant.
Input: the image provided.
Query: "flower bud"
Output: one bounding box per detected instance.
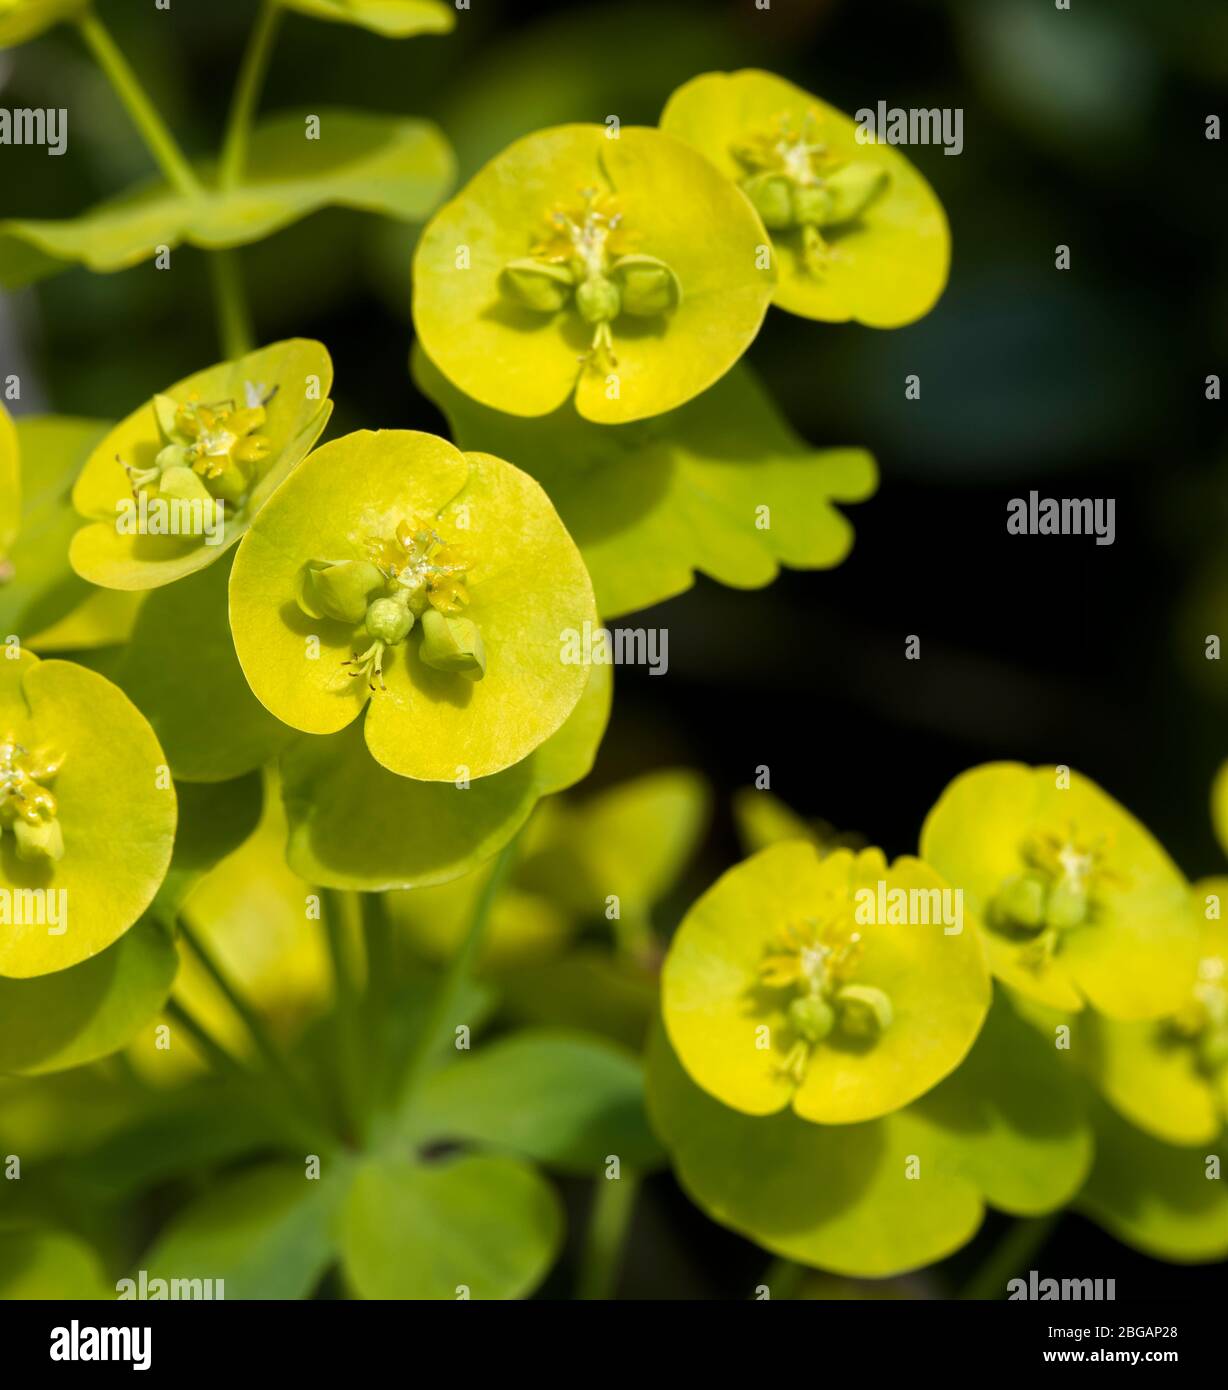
[821,162,889,225]
[611,254,682,317]
[790,184,834,226]
[741,172,796,230]
[575,274,622,325]
[418,607,486,679]
[365,595,415,645]
[1045,877,1088,931]
[296,559,385,624]
[835,984,893,1038]
[996,872,1047,930]
[13,815,64,864]
[500,258,575,313]
[788,994,835,1043]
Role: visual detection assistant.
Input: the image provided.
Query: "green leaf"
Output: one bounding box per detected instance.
[0,1228,110,1299]
[114,553,295,782]
[139,1163,348,1300]
[1078,1098,1228,1263]
[281,0,455,37]
[149,773,264,922]
[416,351,875,618]
[0,403,18,559]
[278,660,610,892]
[0,918,176,1076]
[500,948,659,1051]
[340,1152,562,1299]
[0,414,112,641]
[406,1029,664,1174]
[0,111,454,288]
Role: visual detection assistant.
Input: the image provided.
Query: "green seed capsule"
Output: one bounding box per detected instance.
[13,815,64,864]
[790,184,835,227]
[820,162,889,225]
[741,172,796,230]
[155,442,190,474]
[365,595,415,645]
[835,984,894,1039]
[1197,1027,1228,1073]
[788,993,835,1043]
[1046,877,1088,931]
[500,258,575,313]
[418,607,486,679]
[575,274,622,325]
[296,559,385,625]
[157,465,215,506]
[996,872,1048,930]
[610,254,682,317]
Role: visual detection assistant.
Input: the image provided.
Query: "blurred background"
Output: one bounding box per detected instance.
[1,0,1226,1297]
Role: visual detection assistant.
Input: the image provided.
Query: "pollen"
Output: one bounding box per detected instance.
[368,520,472,616]
[0,736,62,825]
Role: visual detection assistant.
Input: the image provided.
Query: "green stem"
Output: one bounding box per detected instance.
[396,837,518,1115]
[759,1256,808,1300]
[322,889,368,1143]
[219,0,283,191]
[577,1172,640,1300]
[206,251,255,358]
[75,11,202,198]
[164,995,244,1077]
[361,892,392,1097]
[177,918,320,1124]
[958,1215,1060,1300]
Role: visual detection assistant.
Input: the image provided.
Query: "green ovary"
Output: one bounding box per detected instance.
[759,910,893,1083]
[498,188,681,373]
[0,736,64,863]
[731,110,888,276]
[297,518,487,692]
[1169,954,1228,1076]
[991,826,1115,967]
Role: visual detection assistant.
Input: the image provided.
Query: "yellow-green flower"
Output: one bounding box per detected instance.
[0,651,175,979]
[661,842,990,1124]
[229,429,597,782]
[413,125,774,423]
[661,70,949,327]
[921,762,1198,1019]
[70,340,333,591]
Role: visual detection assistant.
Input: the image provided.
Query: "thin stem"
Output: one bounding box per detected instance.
[164,996,244,1077]
[758,1256,808,1300]
[322,889,368,1144]
[219,0,283,191]
[396,837,518,1115]
[361,892,392,1098]
[577,1172,640,1300]
[958,1215,1060,1300]
[177,918,319,1123]
[207,250,255,359]
[75,11,202,198]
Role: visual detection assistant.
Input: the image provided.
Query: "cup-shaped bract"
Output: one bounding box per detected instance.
[661,841,990,1124]
[229,429,597,782]
[921,763,1198,1020]
[0,0,85,47]
[1082,886,1228,1145]
[412,124,774,424]
[661,70,950,327]
[69,340,334,592]
[0,651,176,979]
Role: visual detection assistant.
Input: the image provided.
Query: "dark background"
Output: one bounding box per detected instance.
[2,0,1226,1298]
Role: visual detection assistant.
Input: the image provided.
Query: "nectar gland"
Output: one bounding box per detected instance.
[0,736,64,863]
